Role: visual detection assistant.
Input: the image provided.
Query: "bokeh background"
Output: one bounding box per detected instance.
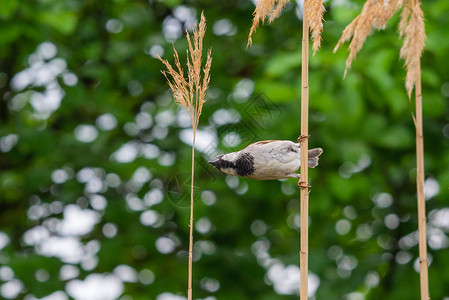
[1,0,449,299]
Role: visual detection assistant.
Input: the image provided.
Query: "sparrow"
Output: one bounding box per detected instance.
[208,137,323,181]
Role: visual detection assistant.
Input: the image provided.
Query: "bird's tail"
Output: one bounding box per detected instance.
[308,148,323,168]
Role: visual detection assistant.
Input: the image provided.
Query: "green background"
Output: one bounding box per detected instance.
[1,0,448,299]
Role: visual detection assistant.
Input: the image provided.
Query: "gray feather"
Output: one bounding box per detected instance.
[307,148,323,168]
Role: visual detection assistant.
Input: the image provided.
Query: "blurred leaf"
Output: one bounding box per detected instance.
[376,125,414,149]
[37,11,77,34]
[0,22,22,45]
[255,80,297,103]
[0,0,18,19]
[265,52,300,77]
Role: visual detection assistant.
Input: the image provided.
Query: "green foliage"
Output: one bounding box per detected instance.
[0,0,448,299]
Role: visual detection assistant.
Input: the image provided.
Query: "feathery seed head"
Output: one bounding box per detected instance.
[158,12,213,129]
[306,0,326,54]
[334,0,402,76]
[399,1,425,98]
[335,0,425,96]
[247,0,325,53]
[248,0,289,48]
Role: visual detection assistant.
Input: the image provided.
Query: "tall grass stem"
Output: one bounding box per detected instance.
[414,65,429,300]
[300,2,310,299]
[158,12,212,300]
[187,132,196,300]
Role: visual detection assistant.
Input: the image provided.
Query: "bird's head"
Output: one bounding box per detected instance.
[208,154,224,168]
[208,153,238,176]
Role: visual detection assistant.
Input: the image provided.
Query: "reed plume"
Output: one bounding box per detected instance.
[247,0,325,53]
[399,0,425,98]
[333,0,402,76]
[306,0,326,53]
[333,0,426,97]
[159,12,212,130]
[334,0,429,298]
[247,0,289,47]
[158,12,212,300]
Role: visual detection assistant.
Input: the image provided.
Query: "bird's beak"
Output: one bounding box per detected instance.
[208,158,219,168]
[208,155,223,169]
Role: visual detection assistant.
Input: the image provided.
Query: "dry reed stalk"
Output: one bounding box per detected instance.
[402,1,428,298]
[246,1,325,298]
[414,64,429,300]
[158,12,212,300]
[247,0,325,51]
[298,0,327,296]
[299,2,310,298]
[334,0,429,298]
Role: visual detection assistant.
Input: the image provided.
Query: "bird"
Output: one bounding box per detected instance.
[208,137,323,181]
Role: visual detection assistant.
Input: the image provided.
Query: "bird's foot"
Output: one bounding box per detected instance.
[297,135,311,143]
[297,181,311,189]
[286,173,301,179]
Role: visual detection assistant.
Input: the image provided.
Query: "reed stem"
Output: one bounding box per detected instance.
[187,131,196,300]
[410,0,429,297]
[300,2,310,299]
[415,64,429,300]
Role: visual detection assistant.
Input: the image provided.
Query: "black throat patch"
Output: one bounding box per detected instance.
[234,152,255,176]
[215,158,235,170]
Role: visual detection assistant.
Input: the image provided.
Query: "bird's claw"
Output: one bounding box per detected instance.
[297,135,311,143]
[297,181,311,189]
